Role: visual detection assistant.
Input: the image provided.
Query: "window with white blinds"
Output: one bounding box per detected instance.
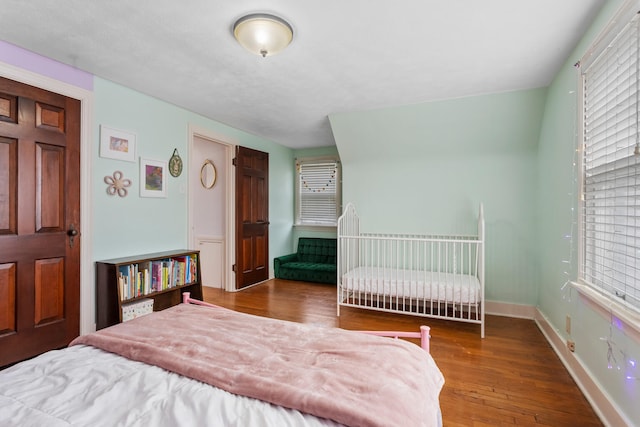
[295,157,341,226]
[581,9,640,313]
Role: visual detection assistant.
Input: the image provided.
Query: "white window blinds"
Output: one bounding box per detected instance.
[296,158,340,226]
[581,10,640,312]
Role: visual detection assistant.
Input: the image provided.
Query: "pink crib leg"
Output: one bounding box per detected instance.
[420,326,430,353]
[182,291,222,308]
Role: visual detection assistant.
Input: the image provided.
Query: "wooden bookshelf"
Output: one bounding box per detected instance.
[96,249,203,330]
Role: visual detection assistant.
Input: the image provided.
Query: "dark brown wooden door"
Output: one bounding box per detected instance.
[0,77,81,367]
[235,146,269,289]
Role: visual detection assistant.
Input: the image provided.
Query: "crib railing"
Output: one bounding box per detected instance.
[337,203,486,337]
[355,233,479,274]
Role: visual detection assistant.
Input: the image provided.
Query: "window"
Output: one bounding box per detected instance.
[295,157,341,226]
[580,5,640,313]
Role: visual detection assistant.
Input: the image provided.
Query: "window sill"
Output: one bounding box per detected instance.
[570,281,640,344]
[293,224,337,232]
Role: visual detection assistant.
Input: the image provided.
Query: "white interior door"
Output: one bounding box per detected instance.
[189,130,232,289]
[198,238,224,288]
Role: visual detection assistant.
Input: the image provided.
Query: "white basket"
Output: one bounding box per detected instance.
[121,298,154,322]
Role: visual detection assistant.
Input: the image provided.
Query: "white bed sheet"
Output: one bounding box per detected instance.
[0,345,343,427]
[342,266,481,304]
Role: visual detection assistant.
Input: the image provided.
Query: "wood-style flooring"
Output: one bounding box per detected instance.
[203,279,603,427]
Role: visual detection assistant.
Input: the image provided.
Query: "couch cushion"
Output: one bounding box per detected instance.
[297,238,337,264]
[278,262,337,284]
[280,262,336,273]
[274,238,338,284]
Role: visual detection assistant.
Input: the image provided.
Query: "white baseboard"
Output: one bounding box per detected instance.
[484,301,630,426]
[534,309,631,427]
[485,300,537,319]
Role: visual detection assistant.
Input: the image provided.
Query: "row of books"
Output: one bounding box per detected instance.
[118,254,198,301]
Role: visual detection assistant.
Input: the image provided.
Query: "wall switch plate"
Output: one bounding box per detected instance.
[566,315,571,334]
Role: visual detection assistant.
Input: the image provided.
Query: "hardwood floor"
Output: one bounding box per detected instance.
[203,279,603,427]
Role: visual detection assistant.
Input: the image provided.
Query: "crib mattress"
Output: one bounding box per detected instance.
[341,266,481,304]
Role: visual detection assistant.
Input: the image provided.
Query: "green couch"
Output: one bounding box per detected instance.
[274,237,337,284]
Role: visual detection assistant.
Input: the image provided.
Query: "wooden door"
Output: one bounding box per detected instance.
[0,77,81,367]
[234,146,269,289]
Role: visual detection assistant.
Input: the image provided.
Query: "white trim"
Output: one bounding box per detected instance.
[187,124,236,292]
[579,0,640,70]
[196,235,225,289]
[485,300,536,319]
[570,281,640,344]
[577,0,640,322]
[0,61,95,334]
[292,224,337,232]
[294,156,341,226]
[535,308,633,427]
[484,300,633,426]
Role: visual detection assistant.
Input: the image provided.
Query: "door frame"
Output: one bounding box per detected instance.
[0,62,94,334]
[187,124,235,291]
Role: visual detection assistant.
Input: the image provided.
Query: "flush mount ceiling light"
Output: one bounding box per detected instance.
[233,13,293,58]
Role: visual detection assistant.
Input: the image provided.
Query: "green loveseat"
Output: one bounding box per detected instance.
[274,237,337,284]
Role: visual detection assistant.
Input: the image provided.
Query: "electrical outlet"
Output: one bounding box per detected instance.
[567,340,575,352]
[566,315,571,334]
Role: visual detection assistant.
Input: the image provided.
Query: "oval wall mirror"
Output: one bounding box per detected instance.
[200,159,217,189]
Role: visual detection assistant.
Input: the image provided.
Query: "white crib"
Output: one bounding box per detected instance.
[337,203,485,338]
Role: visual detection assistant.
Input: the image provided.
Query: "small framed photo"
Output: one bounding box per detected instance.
[140,158,168,198]
[100,125,136,162]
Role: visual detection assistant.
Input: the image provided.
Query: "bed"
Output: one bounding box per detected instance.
[0,293,444,427]
[338,203,485,338]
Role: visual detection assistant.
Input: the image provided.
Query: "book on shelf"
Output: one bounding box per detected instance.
[117,254,199,302]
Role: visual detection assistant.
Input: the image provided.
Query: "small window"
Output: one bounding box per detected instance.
[580,6,640,313]
[295,157,341,226]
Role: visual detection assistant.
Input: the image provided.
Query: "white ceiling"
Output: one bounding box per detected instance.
[0,0,605,149]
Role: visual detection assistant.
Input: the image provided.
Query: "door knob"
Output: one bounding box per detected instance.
[67,224,78,247]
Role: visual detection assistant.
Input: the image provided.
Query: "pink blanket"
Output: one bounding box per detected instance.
[71,304,443,427]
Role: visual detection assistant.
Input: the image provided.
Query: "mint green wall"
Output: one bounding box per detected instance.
[289,145,341,251]
[5,8,637,420]
[537,0,639,423]
[92,78,294,270]
[329,89,547,305]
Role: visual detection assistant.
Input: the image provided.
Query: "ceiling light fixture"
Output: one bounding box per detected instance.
[233,13,293,58]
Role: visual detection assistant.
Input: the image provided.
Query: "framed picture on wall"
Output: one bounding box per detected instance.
[140,158,167,198]
[99,125,136,162]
